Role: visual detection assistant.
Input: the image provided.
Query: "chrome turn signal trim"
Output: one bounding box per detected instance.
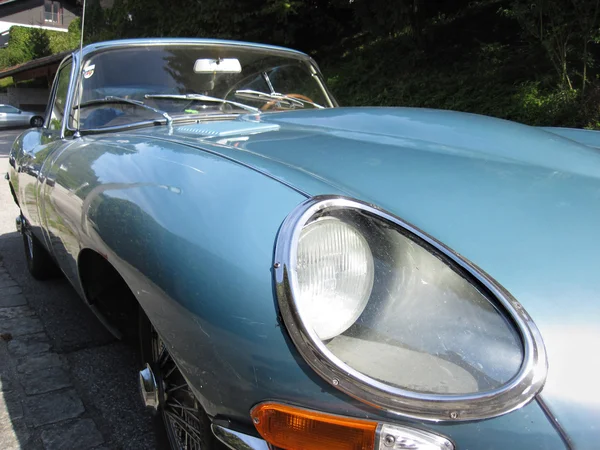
[211,424,270,450]
[376,423,454,450]
[274,195,548,422]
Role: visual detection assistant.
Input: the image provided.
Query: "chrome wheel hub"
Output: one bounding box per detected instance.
[139,363,159,411]
[143,328,205,449]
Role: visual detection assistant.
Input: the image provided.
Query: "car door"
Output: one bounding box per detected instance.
[17,60,73,244]
[3,105,26,126]
[0,105,12,126]
[37,59,86,285]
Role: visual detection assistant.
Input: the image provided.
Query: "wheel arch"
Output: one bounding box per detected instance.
[8,178,19,207]
[77,247,140,340]
[75,245,224,428]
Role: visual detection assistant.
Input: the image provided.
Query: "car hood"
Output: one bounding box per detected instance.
[135,107,600,445]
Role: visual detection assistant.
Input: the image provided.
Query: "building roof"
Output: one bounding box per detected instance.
[0,49,71,79]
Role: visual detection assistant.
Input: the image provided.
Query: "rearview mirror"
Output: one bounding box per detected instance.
[194,58,241,74]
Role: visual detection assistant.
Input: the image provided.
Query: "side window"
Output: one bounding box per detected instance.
[48,62,72,131]
[267,64,328,107]
[0,105,19,113]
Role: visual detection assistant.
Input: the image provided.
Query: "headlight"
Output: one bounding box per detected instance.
[297,217,374,340]
[275,196,547,422]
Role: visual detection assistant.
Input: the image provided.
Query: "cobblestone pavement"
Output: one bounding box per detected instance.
[1,129,159,449]
[0,259,107,449]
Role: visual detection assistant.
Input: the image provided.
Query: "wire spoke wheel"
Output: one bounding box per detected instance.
[151,331,205,450]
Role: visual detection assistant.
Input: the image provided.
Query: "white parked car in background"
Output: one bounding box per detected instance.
[0,104,44,128]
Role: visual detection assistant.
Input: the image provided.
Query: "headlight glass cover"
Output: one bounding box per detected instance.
[275,196,547,421]
[296,217,374,340]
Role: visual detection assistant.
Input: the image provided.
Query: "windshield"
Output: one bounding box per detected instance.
[71,44,334,130]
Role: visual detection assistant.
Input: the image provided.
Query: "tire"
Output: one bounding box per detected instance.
[138,310,225,450]
[30,116,44,128]
[22,229,59,280]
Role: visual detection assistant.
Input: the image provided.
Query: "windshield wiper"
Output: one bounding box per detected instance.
[144,93,260,114]
[76,96,173,124]
[234,89,324,109]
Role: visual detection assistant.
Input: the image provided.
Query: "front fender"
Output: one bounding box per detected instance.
[73,136,322,418]
[75,134,566,450]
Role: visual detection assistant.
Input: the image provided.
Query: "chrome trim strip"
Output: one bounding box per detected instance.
[375,423,455,450]
[537,395,574,450]
[274,195,548,422]
[61,53,78,139]
[211,424,269,450]
[308,57,338,108]
[78,38,313,61]
[42,54,74,136]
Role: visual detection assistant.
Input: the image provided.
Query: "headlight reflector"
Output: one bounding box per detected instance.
[276,196,547,421]
[297,217,374,340]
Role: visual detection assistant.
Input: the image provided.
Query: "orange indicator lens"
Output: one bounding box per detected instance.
[250,402,377,450]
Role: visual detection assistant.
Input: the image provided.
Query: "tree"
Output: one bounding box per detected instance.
[571,0,600,94]
[508,0,576,89]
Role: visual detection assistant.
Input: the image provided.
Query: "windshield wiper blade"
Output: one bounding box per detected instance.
[145,93,260,114]
[234,89,324,109]
[76,96,173,124]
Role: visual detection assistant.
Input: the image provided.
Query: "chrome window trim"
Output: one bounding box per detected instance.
[78,38,314,62]
[61,53,78,139]
[43,54,74,136]
[274,195,548,422]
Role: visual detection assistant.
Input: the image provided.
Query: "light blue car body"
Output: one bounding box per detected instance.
[7,39,600,449]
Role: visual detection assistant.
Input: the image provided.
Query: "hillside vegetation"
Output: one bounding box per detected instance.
[4,0,600,129]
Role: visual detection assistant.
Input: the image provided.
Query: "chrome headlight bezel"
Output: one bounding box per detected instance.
[274,195,547,422]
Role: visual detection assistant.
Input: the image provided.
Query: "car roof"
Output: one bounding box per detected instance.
[78,38,311,61]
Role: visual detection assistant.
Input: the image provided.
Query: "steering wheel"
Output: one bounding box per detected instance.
[261,93,314,111]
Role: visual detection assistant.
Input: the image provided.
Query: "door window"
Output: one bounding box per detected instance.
[48,62,72,131]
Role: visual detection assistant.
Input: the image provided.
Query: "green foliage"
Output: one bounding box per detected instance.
[321,1,600,129]
[49,18,82,54]
[0,20,81,70]
[0,76,14,88]
[84,0,600,128]
[85,0,355,53]
[3,0,600,128]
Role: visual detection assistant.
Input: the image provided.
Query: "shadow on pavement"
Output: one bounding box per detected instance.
[0,231,158,449]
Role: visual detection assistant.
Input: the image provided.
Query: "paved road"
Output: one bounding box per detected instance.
[0,129,158,449]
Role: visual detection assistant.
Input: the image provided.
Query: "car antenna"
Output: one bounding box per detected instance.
[74,0,87,139]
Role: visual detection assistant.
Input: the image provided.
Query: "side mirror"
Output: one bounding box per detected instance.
[17,110,22,114]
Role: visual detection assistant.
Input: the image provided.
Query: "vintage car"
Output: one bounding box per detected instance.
[5,38,599,450]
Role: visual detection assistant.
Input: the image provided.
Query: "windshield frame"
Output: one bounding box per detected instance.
[64,39,338,135]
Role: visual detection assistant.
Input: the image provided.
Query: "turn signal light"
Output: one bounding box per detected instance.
[250,402,377,450]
